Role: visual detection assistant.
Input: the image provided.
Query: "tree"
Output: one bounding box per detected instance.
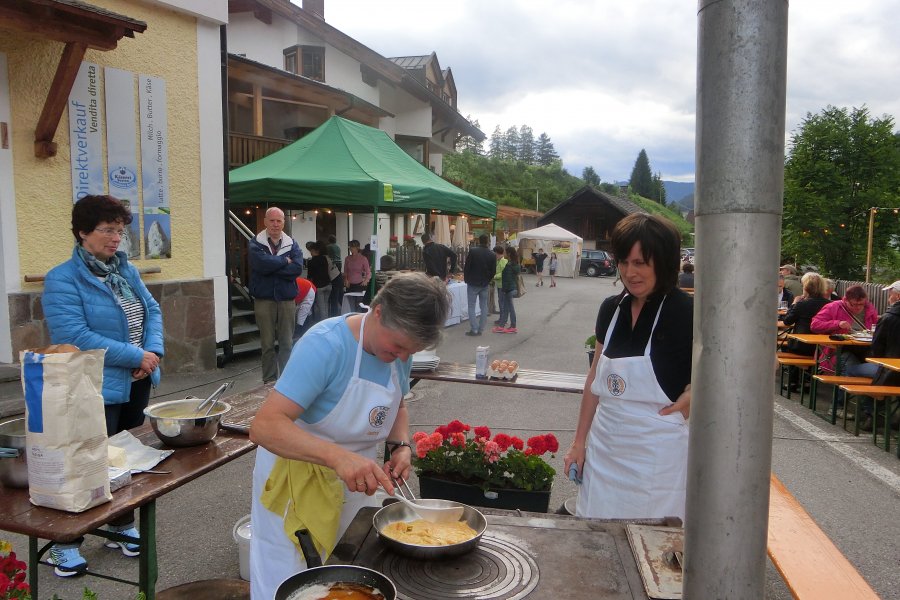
[536,133,559,166]
[629,149,654,198]
[518,125,535,164]
[488,125,504,158]
[651,172,666,204]
[783,106,900,279]
[582,166,600,186]
[458,116,485,155]
[503,126,520,161]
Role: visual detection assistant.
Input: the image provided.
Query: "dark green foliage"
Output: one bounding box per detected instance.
[458,116,485,155]
[518,125,535,164]
[536,132,559,166]
[629,149,654,197]
[651,172,666,204]
[783,106,900,279]
[443,151,584,217]
[582,166,601,186]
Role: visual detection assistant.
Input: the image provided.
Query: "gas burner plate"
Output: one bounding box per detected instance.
[373,533,539,600]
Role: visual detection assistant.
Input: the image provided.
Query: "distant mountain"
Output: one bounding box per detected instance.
[663,181,694,209]
[616,180,695,210]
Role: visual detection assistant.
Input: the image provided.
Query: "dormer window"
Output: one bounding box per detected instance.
[283,45,325,81]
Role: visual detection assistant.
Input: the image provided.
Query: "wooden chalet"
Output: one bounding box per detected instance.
[537,186,643,251]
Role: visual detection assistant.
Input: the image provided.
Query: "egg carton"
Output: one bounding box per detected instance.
[487,360,519,380]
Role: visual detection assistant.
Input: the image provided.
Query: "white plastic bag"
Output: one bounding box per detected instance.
[21,345,111,512]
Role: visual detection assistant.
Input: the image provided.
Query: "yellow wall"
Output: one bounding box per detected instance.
[0,1,204,289]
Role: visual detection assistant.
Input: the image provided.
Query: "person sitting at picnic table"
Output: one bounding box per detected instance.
[778,272,829,391]
[780,264,803,298]
[777,273,794,308]
[833,281,900,430]
[678,262,694,289]
[810,284,878,374]
[825,278,840,301]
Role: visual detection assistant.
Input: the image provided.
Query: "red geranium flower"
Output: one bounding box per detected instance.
[510,436,524,451]
[474,425,491,440]
[447,419,470,434]
[492,433,512,451]
[543,433,559,453]
[527,435,547,455]
[450,432,467,447]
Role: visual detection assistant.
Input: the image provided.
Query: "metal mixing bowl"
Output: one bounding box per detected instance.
[0,417,28,488]
[373,499,486,559]
[144,398,232,447]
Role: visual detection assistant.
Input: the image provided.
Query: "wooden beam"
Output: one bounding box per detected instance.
[252,83,263,136]
[34,41,87,158]
[0,6,119,51]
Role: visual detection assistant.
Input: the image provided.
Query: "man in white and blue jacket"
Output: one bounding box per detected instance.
[249,207,304,383]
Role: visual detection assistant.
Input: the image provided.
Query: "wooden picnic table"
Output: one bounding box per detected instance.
[865,357,900,372]
[410,362,586,394]
[786,333,871,376]
[0,425,256,600]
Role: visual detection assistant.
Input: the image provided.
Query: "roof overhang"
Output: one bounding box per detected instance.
[0,0,147,157]
[228,53,393,124]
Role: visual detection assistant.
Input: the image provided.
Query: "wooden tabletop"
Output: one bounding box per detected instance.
[865,357,900,372]
[0,425,256,543]
[411,362,586,394]
[786,333,871,347]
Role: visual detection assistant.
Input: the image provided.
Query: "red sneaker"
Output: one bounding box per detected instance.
[504,327,518,334]
[491,326,505,333]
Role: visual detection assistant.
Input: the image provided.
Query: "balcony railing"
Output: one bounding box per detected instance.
[229,133,291,168]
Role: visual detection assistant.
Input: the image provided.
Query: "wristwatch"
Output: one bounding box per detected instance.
[386,440,411,452]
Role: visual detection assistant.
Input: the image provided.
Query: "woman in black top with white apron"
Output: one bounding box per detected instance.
[565,214,693,520]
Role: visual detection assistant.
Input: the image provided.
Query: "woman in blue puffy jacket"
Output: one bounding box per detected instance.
[41,195,164,576]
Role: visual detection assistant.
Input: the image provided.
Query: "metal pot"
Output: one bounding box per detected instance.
[274,529,396,600]
[0,418,28,488]
[143,398,232,447]
[373,498,486,559]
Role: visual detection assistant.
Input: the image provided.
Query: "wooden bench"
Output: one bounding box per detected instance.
[810,375,872,420]
[768,475,879,600]
[777,355,817,403]
[837,384,900,451]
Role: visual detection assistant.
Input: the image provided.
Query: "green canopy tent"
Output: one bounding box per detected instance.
[228,116,497,219]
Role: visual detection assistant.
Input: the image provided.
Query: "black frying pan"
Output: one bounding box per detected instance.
[274,529,397,600]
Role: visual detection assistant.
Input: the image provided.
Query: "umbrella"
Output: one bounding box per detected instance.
[451,217,469,249]
[433,215,452,245]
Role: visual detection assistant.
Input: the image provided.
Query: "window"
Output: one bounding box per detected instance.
[283,45,325,81]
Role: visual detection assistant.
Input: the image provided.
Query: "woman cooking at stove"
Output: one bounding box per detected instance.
[248,273,449,599]
[564,213,693,520]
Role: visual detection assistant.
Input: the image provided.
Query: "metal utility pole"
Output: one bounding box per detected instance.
[865,207,875,283]
[687,1,788,598]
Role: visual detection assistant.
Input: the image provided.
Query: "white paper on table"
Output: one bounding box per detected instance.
[108,430,174,473]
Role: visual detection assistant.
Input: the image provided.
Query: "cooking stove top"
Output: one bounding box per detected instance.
[329,507,681,600]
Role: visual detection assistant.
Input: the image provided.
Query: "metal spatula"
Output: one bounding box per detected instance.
[390,476,464,523]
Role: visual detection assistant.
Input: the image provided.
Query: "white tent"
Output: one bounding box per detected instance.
[515,223,583,278]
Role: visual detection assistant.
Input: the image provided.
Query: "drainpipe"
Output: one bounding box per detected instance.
[220,24,234,366]
[686,1,788,598]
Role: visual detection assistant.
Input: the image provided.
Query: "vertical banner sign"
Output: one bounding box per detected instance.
[104,67,140,258]
[67,62,104,203]
[139,75,171,258]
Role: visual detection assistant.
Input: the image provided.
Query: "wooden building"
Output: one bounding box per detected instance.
[537,186,643,251]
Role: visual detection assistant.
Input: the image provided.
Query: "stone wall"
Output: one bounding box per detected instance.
[6,278,217,373]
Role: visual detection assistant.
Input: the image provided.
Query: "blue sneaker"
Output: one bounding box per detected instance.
[105,525,140,557]
[48,543,87,577]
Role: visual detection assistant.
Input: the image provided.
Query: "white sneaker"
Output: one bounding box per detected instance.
[835,409,855,421]
[104,525,140,557]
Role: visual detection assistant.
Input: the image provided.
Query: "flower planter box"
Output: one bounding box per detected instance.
[418,474,551,513]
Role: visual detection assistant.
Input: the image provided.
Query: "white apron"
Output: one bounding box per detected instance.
[576,297,689,520]
[250,313,401,599]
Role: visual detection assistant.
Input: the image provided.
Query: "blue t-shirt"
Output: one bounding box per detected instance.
[275,315,412,424]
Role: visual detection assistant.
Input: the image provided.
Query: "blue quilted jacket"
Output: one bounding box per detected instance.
[42,247,165,405]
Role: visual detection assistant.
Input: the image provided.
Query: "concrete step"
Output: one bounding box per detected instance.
[232,308,255,319]
[231,323,260,336]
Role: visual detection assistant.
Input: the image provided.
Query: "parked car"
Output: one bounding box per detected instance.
[579,250,616,277]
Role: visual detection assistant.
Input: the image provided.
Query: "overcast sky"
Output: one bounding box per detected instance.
[317,0,900,184]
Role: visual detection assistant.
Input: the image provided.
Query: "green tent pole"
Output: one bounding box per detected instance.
[368,206,377,300]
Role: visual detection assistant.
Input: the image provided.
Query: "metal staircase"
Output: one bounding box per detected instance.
[217,210,261,366]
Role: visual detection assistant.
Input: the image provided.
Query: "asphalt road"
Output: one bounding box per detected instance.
[3,273,898,599]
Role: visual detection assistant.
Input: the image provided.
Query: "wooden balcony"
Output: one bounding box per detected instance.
[229,132,291,168]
